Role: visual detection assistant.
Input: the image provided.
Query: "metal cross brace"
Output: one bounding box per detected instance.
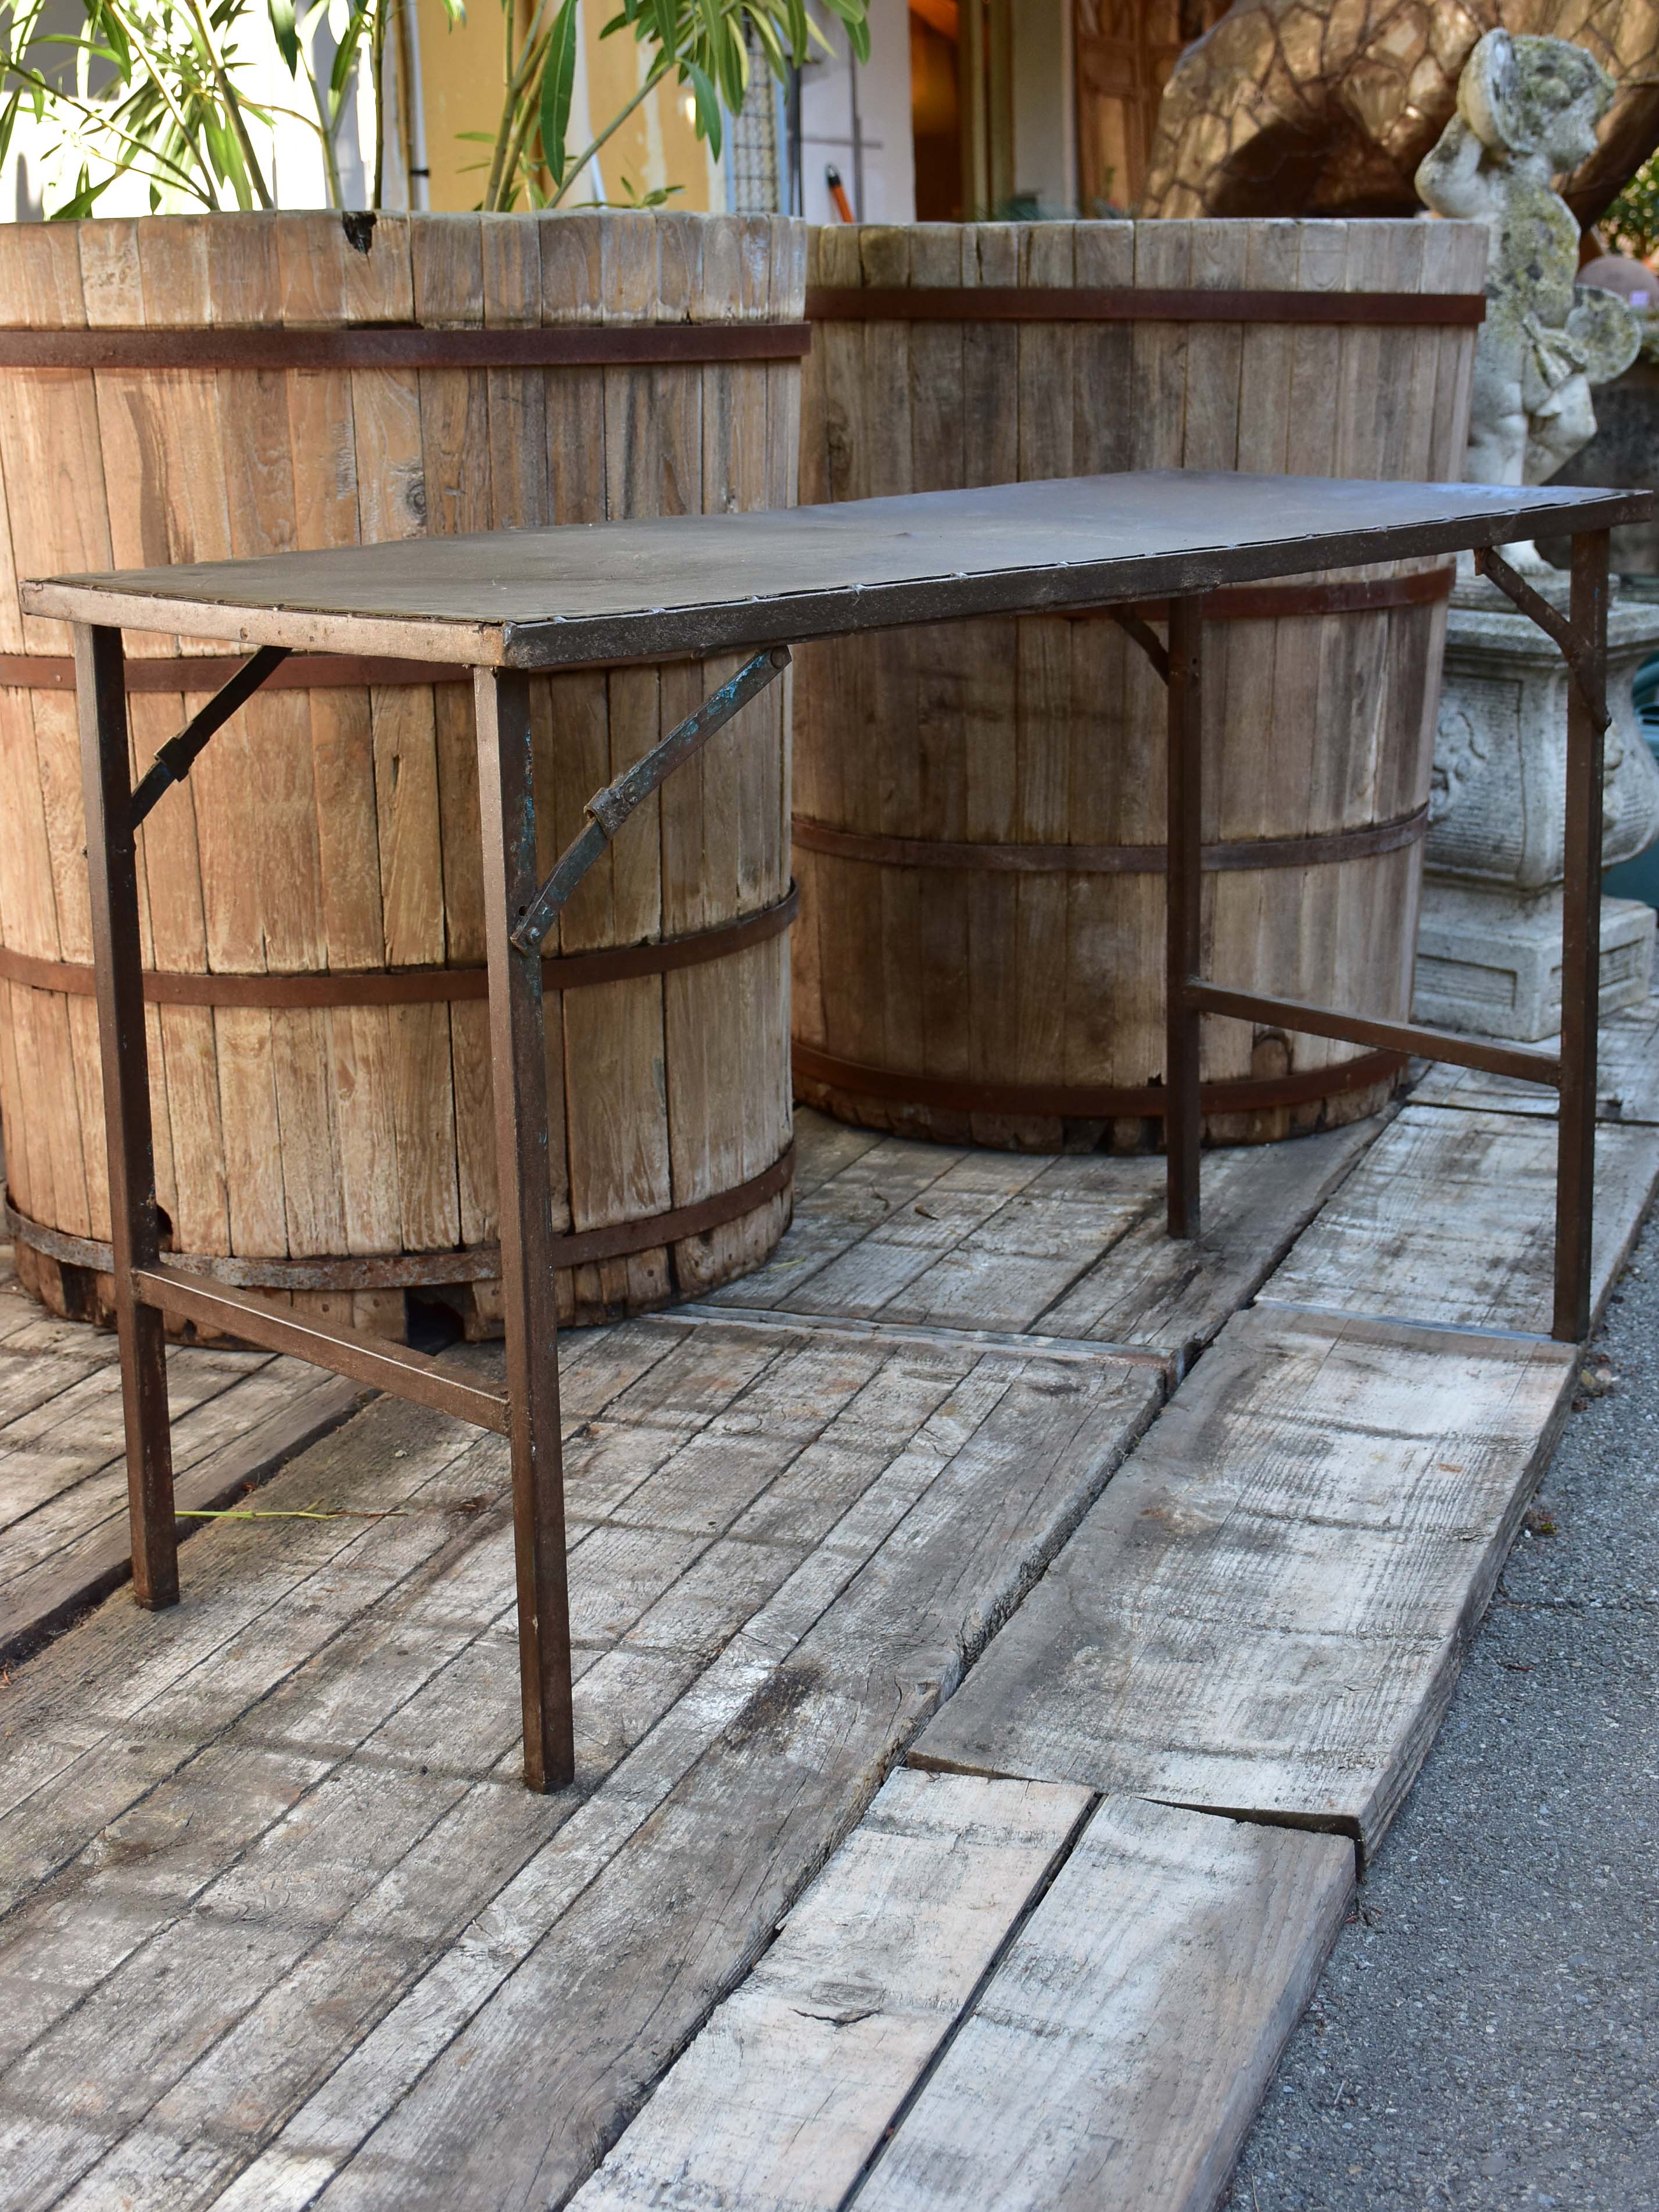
[129,645,292,826]
[510,645,792,955]
[1477,546,1610,732]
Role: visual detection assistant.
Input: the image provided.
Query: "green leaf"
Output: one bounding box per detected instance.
[536,0,578,184]
[682,55,719,158]
[267,0,299,71]
[819,0,870,63]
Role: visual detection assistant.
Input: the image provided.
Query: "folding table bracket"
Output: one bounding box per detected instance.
[1105,605,1171,686]
[510,646,792,954]
[1476,545,1610,732]
[128,645,291,826]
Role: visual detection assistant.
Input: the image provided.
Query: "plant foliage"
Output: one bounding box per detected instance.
[0,0,388,212]
[479,0,869,213]
[1603,150,1659,265]
[0,0,870,217]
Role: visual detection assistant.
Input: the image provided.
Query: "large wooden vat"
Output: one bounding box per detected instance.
[0,210,803,1336]
[794,217,1485,1151]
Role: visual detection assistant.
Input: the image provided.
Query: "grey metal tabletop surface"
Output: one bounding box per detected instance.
[23,472,1651,670]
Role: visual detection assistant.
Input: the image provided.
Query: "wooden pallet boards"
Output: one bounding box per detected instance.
[571,1776,1350,2212]
[705,1106,1382,1368]
[912,1303,1576,1861]
[851,1796,1350,2212]
[0,1318,1160,2211]
[1409,990,1659,1126]
[0,1277,367,1666]
[1260,1103,1659,1335]
[569,1769,1093,2212]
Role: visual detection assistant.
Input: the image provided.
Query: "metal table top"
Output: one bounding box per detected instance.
[23,471,1650,671]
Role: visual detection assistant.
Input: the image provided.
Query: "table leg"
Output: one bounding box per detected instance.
[1554,528,1609,1343]
[475,668,575,1792]
[1166,596,1203,1239]
[76,623,177,1608]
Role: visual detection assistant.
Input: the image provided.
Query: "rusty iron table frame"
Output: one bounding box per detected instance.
[25,472,1643,1795]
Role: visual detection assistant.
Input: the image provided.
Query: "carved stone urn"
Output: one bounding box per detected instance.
[1413,582,1659,1039]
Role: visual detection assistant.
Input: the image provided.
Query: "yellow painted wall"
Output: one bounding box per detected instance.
[414,0,720,212]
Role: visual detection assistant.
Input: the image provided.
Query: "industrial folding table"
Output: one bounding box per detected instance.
[25,470,1649,1792]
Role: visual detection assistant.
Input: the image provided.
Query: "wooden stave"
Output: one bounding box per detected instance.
[792,216,1484,1153]
[0,210,804,1338]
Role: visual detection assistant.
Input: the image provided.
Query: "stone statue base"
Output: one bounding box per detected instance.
[1413,590,1659,1042]
[1414,882,1655,1039]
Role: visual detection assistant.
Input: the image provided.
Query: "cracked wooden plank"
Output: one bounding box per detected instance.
[913,1305,1575,1860]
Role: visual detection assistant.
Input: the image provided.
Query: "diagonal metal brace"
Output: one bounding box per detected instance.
[1105,605,1171,686]
[130,645,292,828]
[510,645,793,956]
[1476,546,1609,732]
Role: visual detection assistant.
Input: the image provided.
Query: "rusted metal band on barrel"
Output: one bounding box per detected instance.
[791,811,1427,877]
[0,650,471,692]
[791,1045,1405,1121]
[0,323,813,370]
[0,885,798,1007]
[805,287,1485,327]
[5,1144,794,1291]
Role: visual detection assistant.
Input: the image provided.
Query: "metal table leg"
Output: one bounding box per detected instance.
[1166,595,1203,1238]
[1555,528,1610,1342]
[76,622,177,1609]
[475,668,575,1792]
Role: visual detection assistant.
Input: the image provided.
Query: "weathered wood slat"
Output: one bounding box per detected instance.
[912,1304,1576,1859]
[1260,1103,1659,1335]
[0,1316,1159,2210]
[1408,992,1659,1126]
[707,1107,1381,1367]
[569,1769,1092,2212]
[0,1368,366,1667]
[855,1796,1352,2212]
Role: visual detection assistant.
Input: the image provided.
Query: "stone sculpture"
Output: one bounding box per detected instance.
[1410,31,1659,1039]
[1416,29,1639,498]
[1141,0,1659,230]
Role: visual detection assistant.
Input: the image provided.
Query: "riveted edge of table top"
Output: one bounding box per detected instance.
[21,481,1653,674]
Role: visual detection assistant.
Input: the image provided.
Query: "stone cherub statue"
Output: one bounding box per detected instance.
[1416,28,1640,511]
[1410,29,1659,1045]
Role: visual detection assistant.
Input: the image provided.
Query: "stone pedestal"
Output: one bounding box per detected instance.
[1413,582,1659,1041]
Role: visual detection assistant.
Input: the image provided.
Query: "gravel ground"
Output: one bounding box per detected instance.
[1223,1215,1659,2212]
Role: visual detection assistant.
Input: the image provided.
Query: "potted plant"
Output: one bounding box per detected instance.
[0,0,867,1345]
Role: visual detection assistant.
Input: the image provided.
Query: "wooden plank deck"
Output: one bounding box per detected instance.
[1409,989,1659,1125]
[705,1107,1384,1370]
[911,1304,1576,1859]
[572,1773,1352,2212]
[3,1046,1656,2211]
[0,1273,365,1667]
[1259,1104,1659,1335]
[0,1102,1375,1665]
[0,1311,1160,2211]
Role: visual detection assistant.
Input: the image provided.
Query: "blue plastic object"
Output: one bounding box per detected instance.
[1604,649,1659,908]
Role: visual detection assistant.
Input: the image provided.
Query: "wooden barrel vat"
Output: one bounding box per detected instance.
[0,209,804,1337]
[794,217,1485,1151]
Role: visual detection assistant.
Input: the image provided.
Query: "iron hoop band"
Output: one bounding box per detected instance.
[5,1143,795,1292]
[791,1043,1407,1122]
[0,886,797,1008]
